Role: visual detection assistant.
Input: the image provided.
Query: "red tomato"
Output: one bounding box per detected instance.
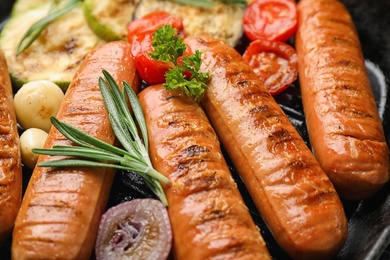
[243,0,298,42]
[127,11,185,85]
[243,39,298,95]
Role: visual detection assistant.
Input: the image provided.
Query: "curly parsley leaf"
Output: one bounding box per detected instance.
[150,24,210,101]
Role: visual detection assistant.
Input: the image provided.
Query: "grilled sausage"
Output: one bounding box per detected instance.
[139,84,271,260]
[295,0,389,200]
[0,49,22,245]
[12,41,140,259]
[185,35,347,259]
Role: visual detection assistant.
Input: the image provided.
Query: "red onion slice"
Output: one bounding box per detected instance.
[95,198,172,260]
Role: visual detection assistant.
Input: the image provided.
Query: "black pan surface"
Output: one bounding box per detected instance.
[0,0,389,259]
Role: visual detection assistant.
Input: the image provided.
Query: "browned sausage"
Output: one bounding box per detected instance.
[295,0,389,200]
[12,41,140,259]
[139,84,271,260]
[185,35,347,259]
[0,49,22,245]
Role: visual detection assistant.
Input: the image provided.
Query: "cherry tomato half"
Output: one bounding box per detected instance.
[243,0,298,42]
[243,39,298,95]
[127,11,185,85]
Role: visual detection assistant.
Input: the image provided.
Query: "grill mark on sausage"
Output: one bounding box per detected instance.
[174,146,216,173]
[314,84,376,120]
[267,128,302,154]
[184,144,209,157]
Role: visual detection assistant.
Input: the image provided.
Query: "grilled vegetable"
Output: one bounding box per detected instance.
[243,0,298,42]
[95,199,172,260]
[242,39,298,95]
[127,11,185,85]
[83,0,141,42]
[134,0,245,46]
[19,128,48,169]
[13,80,64,132]
[11,0,52,15]
[0,2,105,91]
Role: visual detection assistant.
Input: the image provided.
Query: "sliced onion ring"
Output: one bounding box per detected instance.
[95,198,172,260]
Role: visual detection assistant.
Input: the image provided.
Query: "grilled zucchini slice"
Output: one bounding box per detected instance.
[83,0,141,41]
[134,0,245,46]
[11,0,53,15]
[0,2,105,91]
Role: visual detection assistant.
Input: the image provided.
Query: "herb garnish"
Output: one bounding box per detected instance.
[16,0,81,55]
[33,70,169,206]
[170,0,247,8]
[150,24,210,101]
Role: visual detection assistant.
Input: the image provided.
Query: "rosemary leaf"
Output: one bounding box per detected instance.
[143,176,169,206]
[16,0,81,54]
[99,77,139,155]
[101,71,138,136]
[50,117,127,156]
[35,71,169,206]
[37,159,142,172]
[124,83,149,153]
[33,146,124,164]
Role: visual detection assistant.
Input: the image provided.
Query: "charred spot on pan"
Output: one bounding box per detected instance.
[184,145,209,157]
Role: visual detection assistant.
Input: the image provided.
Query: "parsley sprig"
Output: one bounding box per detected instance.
[149,24,210,101]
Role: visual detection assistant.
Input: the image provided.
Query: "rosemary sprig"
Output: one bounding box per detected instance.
[16,0,81,55]
[170,0,247,8]
[33,70,169,206]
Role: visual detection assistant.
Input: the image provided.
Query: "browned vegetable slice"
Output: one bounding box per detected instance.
[95,198,172,260]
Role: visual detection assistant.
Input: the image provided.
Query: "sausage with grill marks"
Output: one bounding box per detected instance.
[12,41,140,260]
[0,49,22,245]
[185,35,347,259]
[295,0,389,200]
[139,84,271,260]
